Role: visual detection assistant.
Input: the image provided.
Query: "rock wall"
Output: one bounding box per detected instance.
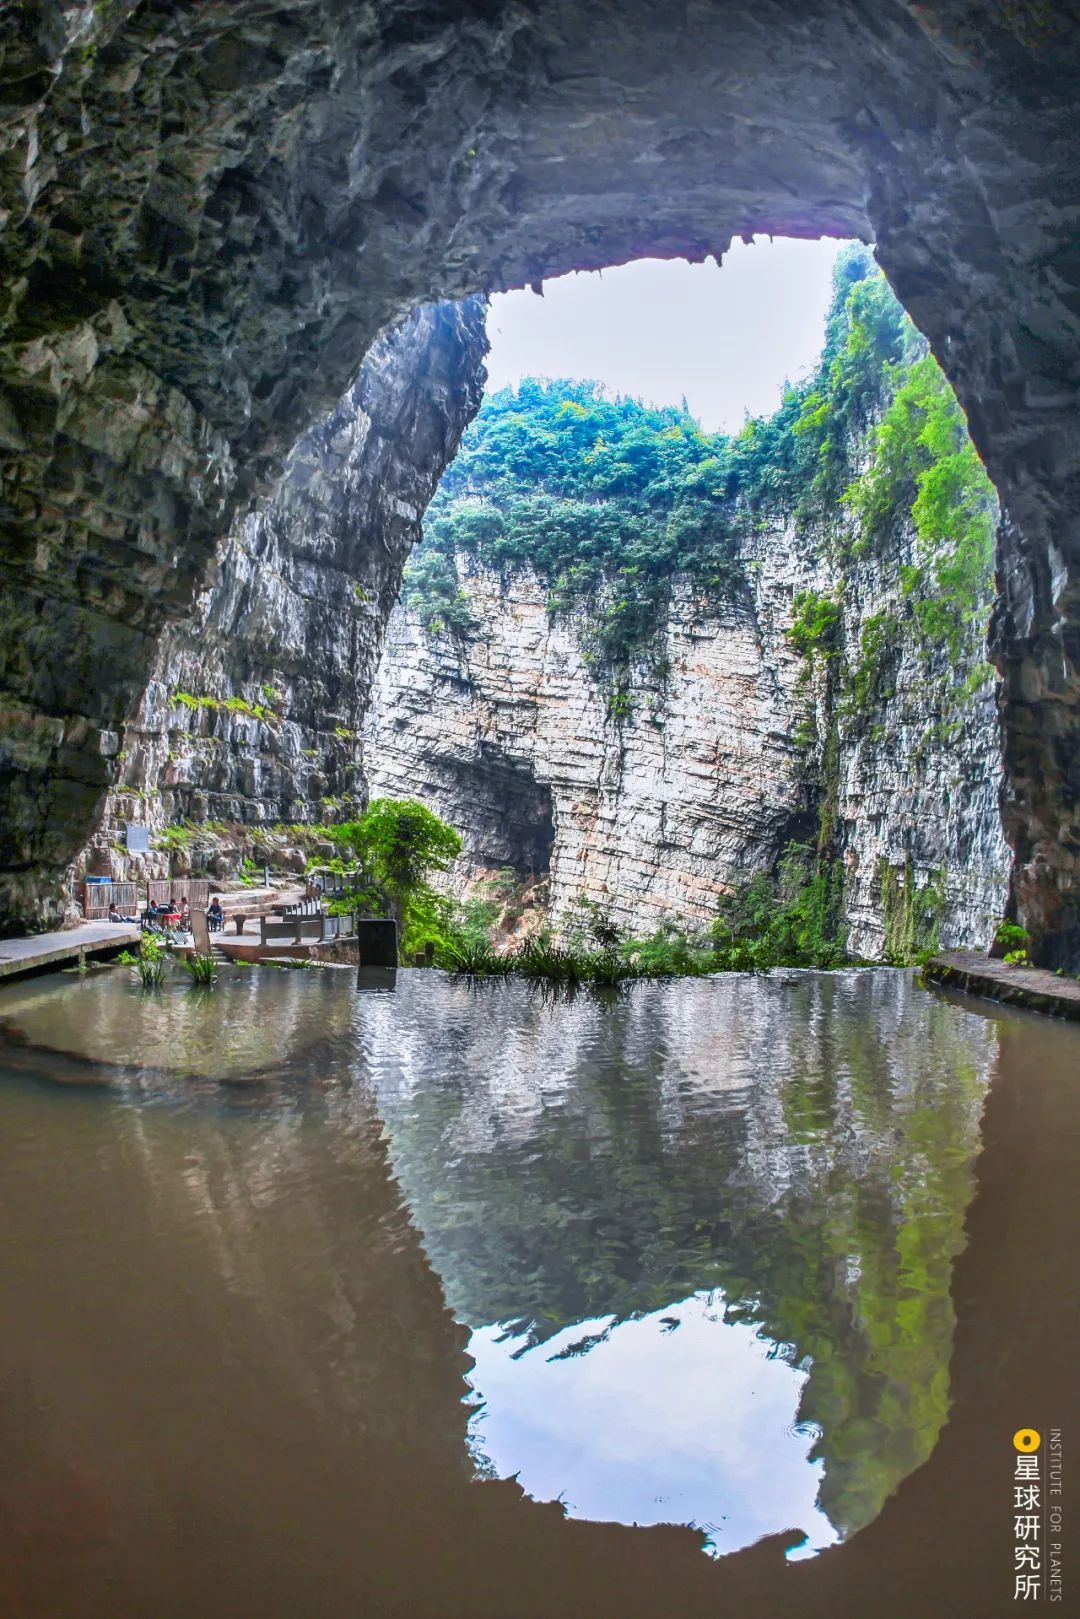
[82,299,486,889]
[2,1,1080,958]
[365,517,1008,956]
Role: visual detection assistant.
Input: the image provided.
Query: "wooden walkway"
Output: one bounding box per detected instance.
[0,921,141,981]
[925,949,1080,1021]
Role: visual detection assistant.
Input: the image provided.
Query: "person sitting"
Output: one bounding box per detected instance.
[178,897,192,932]
[207,896,225,932]
[108,901,138,924]
[143,900,169,939]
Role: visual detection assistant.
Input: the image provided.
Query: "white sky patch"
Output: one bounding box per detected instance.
[465,1291,839,1559]
[484,236,847,433]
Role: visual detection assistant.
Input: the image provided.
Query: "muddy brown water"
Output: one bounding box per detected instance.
[0,964,1075,1618]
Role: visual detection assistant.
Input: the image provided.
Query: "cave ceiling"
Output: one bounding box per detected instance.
[1,0,1079,956]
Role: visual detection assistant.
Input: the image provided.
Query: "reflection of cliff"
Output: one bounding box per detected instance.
[0,966,359,1086]
[0,965,995,1554]
[366,971,994,1540]
[0,1018,477,1619]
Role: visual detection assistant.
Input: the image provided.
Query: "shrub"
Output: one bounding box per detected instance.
[711,843,847,970]
[514,940,640,985]
[878,858,946,965]
[318,797,464,959]
[786,590,843,660]
[993,919,1030,967]
[623,925,714,976]
[437,940,515,976]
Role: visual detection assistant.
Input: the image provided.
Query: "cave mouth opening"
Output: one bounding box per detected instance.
[400,233,1001,666]
[5,4,1078,966]
[369,236,1006,954]
[459,748,556,881]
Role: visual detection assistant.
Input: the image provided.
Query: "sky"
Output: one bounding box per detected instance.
[466,1292,838,1560]
[483,236,847,434]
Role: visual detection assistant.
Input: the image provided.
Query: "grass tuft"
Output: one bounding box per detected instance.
[184,953,218,986]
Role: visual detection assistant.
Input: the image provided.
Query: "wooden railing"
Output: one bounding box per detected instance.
[259,911,356,948]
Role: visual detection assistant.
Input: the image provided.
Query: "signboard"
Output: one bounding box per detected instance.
[125,823,151,855]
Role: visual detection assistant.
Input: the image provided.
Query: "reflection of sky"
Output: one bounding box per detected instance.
[465,1291,838,1559]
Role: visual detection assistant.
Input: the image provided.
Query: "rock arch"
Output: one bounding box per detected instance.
[2,1,1078,959]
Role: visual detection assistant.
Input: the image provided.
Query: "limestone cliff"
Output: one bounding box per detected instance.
[3,0,1080,958]
[81,299,486,887]
[365,508,1007,958]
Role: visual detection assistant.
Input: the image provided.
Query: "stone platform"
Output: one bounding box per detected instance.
[924,950,1080,1022]
[0,922,141,982]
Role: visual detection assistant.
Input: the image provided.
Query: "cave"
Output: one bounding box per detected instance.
[2,2,1079,962]
[403,742,556,880]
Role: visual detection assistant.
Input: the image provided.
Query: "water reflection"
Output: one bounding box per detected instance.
[468,1293,835,1556]
[0,965,995,1583]
[353,968,992,1548]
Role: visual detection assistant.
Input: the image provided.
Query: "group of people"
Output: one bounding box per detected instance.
[142,895,192,933]
[106,894,226,935]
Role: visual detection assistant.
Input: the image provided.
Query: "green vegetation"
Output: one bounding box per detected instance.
[401,545,477,636]
[407,376,746,663]
[878,857,946,965]
[172,691,278,723]
[788,261,907,512]
[237,857,260,888]
[439,935,637,986]
[314,797,464,958]
[606,683,633,722]
[844,354,998,659]
[151,820,232,855]
[134,934,166,989]
[438,938,516,976]
[993,919,1030,966]
[184,953,218,986]
[403,246,909,665]
[710,843,848,969]
[439,842,853,982]
[452,875,514,949]
[786,589,843,660]
[845,610,898,711]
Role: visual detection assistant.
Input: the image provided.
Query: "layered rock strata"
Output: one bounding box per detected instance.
[1,2,1080,957]
[365,521,1009,956]
[82,300,486,889]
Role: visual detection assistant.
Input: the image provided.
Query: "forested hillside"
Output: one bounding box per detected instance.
[405,244,997,672]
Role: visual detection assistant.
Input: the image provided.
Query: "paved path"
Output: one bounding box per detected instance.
[0,921,141,980]
[925,949,1080,1021]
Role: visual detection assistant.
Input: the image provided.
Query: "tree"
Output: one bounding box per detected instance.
[322,797,463,957]
[357,797,462,896]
